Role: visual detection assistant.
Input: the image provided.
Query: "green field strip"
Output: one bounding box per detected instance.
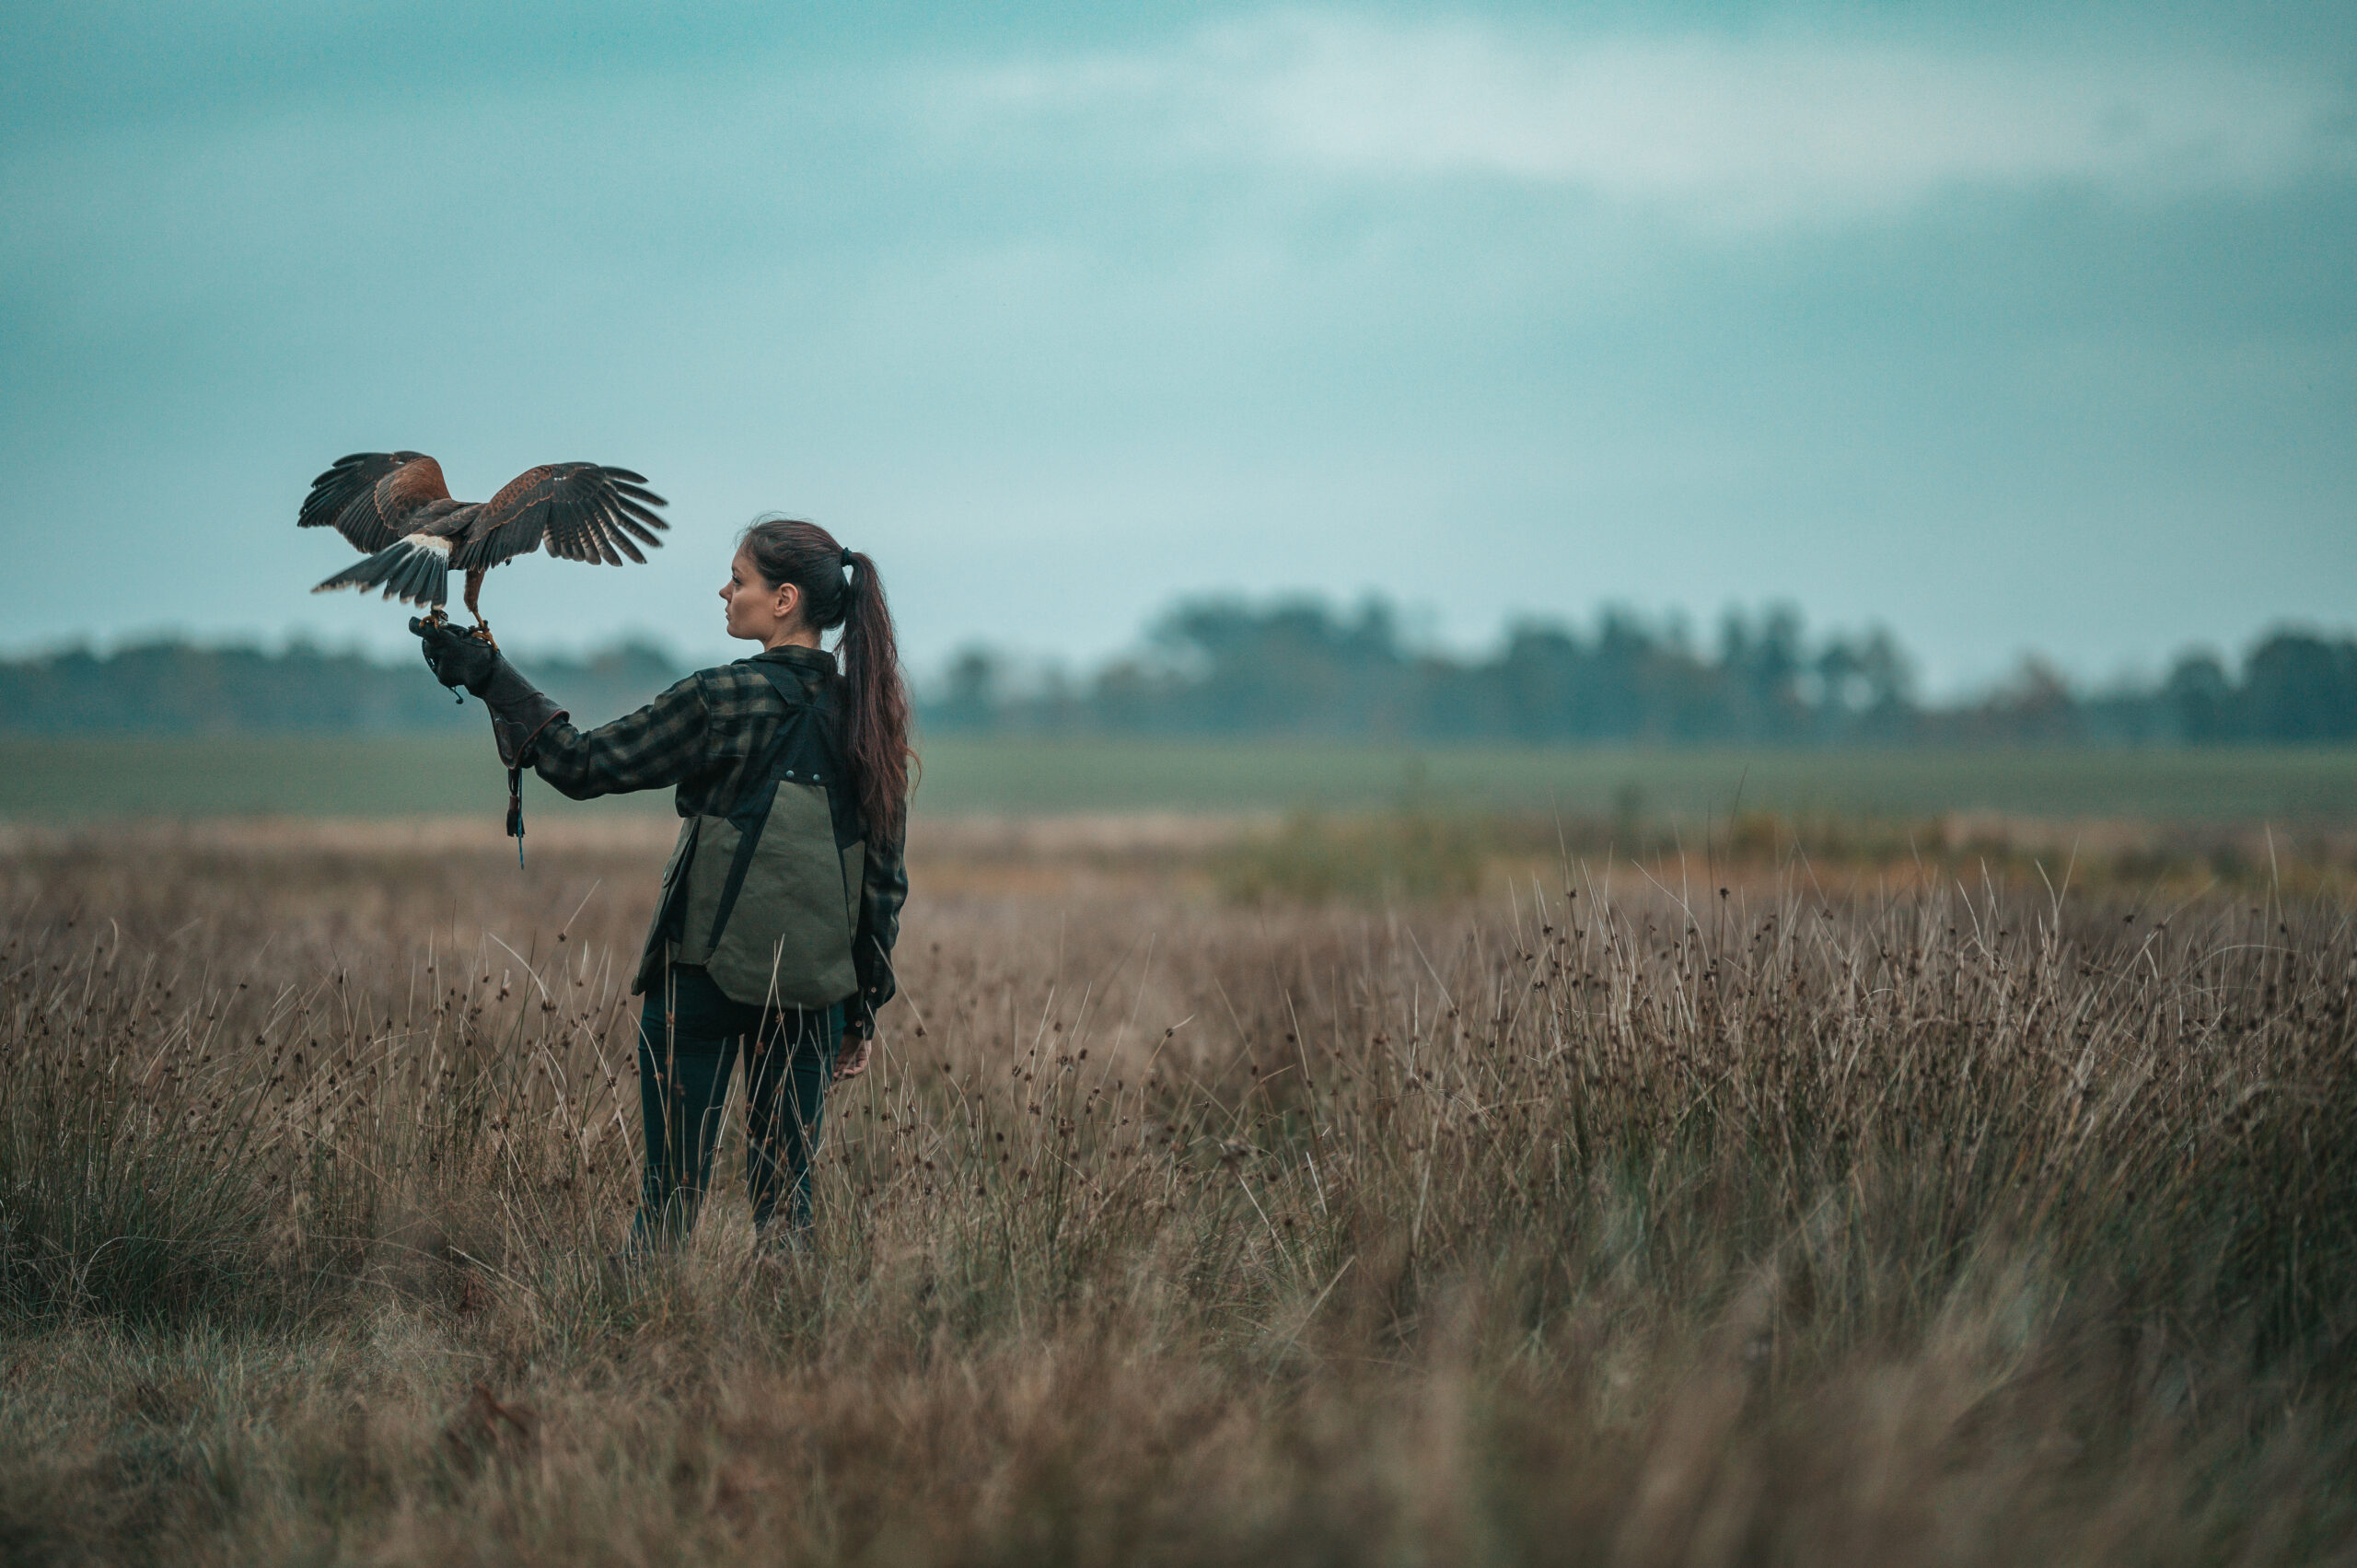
[4,736,2353,824]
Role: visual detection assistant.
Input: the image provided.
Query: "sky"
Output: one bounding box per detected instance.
[3,0,2352,695]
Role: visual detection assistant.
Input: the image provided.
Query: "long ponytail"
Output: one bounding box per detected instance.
[737,516,913,842]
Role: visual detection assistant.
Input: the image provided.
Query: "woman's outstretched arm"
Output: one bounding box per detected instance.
[525,675,716,800]
[412,618,720,802]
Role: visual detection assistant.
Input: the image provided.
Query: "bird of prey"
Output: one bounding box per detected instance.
[302,451,668,638]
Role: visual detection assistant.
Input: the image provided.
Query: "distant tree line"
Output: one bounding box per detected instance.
[3,603,2351,746]
[2155,635,2357,744]
[0,638,681,735]
[926,598,2357,748]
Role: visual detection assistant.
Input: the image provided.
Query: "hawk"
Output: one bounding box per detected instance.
[302,451,668,637]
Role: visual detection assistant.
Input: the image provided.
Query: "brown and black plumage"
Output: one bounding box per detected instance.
[302,451,668,635]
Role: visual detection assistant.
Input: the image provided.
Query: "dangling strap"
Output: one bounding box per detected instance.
[506,764,526,867]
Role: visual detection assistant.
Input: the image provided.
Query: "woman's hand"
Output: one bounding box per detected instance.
[833,1035,873,1081]
[410,616,500,695]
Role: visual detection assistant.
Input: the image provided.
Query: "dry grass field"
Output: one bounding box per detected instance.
[2,814,2354,1565]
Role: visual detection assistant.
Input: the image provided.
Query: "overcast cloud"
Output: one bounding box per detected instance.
[2,3,2351,692]
[933,17,2352,219]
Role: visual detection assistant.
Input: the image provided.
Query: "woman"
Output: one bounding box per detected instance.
[412,517,911,1245]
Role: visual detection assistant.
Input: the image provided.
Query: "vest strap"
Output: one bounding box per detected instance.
[703,662,845,952]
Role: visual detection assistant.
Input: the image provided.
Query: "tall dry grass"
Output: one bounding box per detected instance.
[0,817,2352,1565]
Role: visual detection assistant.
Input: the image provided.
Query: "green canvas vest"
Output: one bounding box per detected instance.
[633,663,867,1009]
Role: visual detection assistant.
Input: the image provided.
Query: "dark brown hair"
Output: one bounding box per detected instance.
[737,516,912,841]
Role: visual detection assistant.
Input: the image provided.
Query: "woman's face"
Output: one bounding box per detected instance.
[721,547,801,644]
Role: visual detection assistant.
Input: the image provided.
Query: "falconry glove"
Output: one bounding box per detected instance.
[412,617,498,696]
[412,618,568,865]
[478,662,568,772]
[412,619,566,768]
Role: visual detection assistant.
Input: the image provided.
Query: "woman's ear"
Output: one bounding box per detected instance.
[775,581,802,623]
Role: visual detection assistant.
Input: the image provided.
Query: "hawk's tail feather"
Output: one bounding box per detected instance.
[311,534,451,607]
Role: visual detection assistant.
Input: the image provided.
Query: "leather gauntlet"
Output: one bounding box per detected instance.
[411,619,565,768]
[477,658,567,769]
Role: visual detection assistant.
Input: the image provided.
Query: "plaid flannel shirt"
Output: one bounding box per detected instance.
[523,644,907,1027]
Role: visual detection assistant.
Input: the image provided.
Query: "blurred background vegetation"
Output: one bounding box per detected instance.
[7,595,2355,747]
[8,596,2351,848]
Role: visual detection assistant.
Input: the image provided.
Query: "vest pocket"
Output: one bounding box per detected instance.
[702,784,858,1008]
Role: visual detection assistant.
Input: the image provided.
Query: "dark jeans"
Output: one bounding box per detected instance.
[633,964,842,1246]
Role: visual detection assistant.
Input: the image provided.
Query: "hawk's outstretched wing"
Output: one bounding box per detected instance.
[297,452,453,553]
[450,465,669,570]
